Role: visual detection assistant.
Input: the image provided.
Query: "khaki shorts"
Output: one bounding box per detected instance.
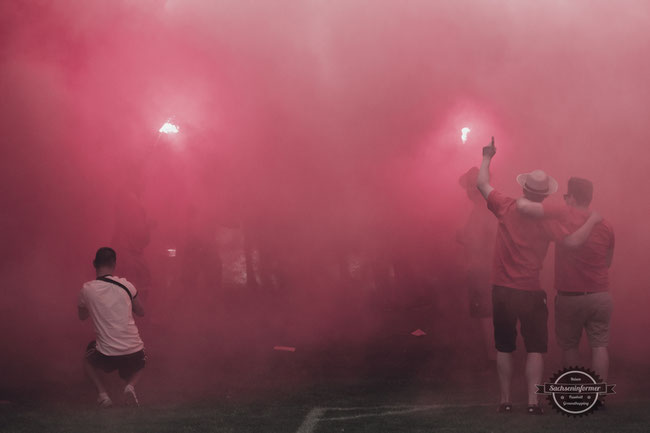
[555,292,612,350]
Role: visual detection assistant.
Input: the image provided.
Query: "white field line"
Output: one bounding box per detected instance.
[295,403,493,433]
[323,405,434,411]
[295,407,326,433]
[324,405,442,421]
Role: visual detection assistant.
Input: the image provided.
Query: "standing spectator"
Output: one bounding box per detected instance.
[517,177,613,380]
[458,166,497,365]
[476,137,600,414]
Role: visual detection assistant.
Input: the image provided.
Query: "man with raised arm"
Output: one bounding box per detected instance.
[457,167,497,366]
[78,247,146,407]
[517,177,614,381]
[476,138,601,414]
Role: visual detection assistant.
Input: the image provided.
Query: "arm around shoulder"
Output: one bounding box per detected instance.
[562,211,603,248]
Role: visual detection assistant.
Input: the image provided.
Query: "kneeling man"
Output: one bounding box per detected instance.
[78,247,146,407]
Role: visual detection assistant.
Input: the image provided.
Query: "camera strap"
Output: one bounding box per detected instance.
[97,276,134,302]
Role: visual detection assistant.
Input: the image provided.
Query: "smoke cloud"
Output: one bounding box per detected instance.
[1,0,649,402]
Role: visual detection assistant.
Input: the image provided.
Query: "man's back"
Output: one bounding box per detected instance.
[79,276,144,356]
[552,207,614,292]
[487,190,552,291]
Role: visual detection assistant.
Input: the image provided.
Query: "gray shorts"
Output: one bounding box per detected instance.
[555,292,612,350]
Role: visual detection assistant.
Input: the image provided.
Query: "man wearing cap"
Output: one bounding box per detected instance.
[476,138,601,414]
[517,177,614,381]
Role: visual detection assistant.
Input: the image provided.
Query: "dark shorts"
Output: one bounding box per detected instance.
[85,341,146,380]
[492,286,548,353]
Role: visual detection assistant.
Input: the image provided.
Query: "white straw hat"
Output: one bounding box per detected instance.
[516,170,558,195]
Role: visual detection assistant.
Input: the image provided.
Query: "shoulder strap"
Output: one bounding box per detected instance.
[97,276,134,302]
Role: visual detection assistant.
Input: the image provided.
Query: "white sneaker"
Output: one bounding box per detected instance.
[123,385,139,407]
[97,393,113,408]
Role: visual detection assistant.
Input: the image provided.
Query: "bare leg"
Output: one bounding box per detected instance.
[496,351,513,403]
[84,358,107,394]
[525,352,543,405]
[123,369,144,406]
[563,347,580,368]
[481,318,496,361]
[592,347,609,381]
[126,369,144,388]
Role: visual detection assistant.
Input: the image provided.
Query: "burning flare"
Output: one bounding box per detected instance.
[159,121,179,134]
[461,127,470,143]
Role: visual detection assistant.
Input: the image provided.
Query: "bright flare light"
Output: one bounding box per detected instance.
[461,127,471,143]
[159,121,179,134]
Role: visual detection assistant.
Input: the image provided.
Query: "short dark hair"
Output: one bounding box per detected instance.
[567,177,593,206]
[93,247,116,269]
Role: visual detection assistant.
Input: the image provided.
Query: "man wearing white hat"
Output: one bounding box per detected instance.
[476,138,601,414]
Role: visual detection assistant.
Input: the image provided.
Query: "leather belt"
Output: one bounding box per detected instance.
[557,291,605,296]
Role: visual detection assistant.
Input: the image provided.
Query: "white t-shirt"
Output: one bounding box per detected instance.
[78,276,144,356]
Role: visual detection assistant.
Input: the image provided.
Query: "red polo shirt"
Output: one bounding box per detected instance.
[487,190,552,291]
[542,205,614,292]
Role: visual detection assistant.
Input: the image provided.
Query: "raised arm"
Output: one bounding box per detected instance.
[562,211,602,248]
[476,137,496,200]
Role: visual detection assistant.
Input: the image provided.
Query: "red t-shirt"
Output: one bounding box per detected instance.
[487,190,552,291]
[542,204,615,292]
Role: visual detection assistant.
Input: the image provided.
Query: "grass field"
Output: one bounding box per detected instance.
[3,298,648,432]
[3,377,649,433]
